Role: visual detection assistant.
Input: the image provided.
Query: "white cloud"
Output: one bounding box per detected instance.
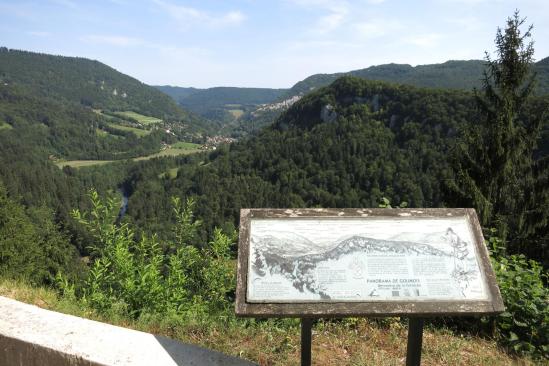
[288,0,349,34]
[314,8,347,33]
[152,0,245,29]
[81,35,144,47]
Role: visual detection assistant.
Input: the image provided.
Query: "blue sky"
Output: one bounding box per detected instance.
[1,0,548,88]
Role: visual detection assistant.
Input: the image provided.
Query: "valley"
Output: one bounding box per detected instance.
[1,9,548,363]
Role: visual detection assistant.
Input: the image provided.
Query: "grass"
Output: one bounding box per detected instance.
[0,278,534,366]
[133,148,201,161]
[159,167,180,179]
[171,141,201,149]
[55,160,115,168]
[228,109,244,119]
[0,122,13,131]
[93,109,116,121]
[94,110,155,137]
[107,123,151,137]
[95,128,109,137]
[56,147,202,168]
[113,111,163,125]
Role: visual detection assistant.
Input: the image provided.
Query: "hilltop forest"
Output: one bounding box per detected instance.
[0,11,548,363]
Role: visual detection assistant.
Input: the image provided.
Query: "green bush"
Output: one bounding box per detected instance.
[60,190,235,319]
[486,233,548,359]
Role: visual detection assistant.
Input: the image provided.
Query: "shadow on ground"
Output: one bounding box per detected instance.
[154,335,258,366]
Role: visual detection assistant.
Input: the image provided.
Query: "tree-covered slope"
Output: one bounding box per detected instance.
[287,58,549,97]
[125,76,548,238]
[124,77,477,233]
[0,48,210,132]
[535,56,549,95]
[0,84,169,160]
[154,85,200,103]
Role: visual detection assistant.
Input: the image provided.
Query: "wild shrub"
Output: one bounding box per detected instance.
[61,189,235,319]
[486,232,548,359]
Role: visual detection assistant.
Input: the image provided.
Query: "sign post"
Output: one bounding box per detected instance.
[300,318,313,366]
[235,208,504,365]
[406,317,424,366]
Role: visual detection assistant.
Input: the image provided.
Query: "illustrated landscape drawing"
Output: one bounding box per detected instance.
[247,217,487,302]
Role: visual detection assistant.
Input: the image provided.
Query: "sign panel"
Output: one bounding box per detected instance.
[236,208,504,317]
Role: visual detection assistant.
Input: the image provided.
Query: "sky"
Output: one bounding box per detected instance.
[1,0,548,88]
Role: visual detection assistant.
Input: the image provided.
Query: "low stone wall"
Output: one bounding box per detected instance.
[0,296,256,366]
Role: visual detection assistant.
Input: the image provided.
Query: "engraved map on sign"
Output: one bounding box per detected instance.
[246,217,488,302]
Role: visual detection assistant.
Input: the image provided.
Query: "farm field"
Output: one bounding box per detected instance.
[112,111,163,125]
[106,123,151,137]
[171,141,201,149]
[228,109,244,119]
[133,147,201,161]
[93,109,158,137]
[55,159,114,168]
[56,147,202,168]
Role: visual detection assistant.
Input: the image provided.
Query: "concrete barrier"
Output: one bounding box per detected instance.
[0,296,257,366]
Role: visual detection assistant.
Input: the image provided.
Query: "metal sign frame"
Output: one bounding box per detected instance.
[235,208,504,318]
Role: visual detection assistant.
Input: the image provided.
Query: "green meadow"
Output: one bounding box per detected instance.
[107,123,151,137]
[0,122,13,131]
[112,111,163,125]
[56,147,202,168]
[171,141,201,149]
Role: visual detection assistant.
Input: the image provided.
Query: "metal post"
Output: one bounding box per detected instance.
[406,318,424,366]
[300,318,313,366]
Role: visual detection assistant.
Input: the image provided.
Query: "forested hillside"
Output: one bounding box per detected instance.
[0,48,210,133]
[0,49,213,260]
[287,58,549,98]
[154,85,200,101]
[125,77,476,234]
[0,85,170,160]
[125,77,548,256]
[156,58,549,138]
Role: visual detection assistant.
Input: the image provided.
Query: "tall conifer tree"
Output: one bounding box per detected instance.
[449,11,548,259]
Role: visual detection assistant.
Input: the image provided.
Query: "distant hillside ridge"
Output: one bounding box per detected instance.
[154,85,289,136]
[154,85,200,103]
[286,58,549,98]
[0,47,210,133]
[154,85,288,114]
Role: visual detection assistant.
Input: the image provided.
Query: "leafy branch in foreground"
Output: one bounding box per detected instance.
[61,189,235,318]
[484,230,548,359]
